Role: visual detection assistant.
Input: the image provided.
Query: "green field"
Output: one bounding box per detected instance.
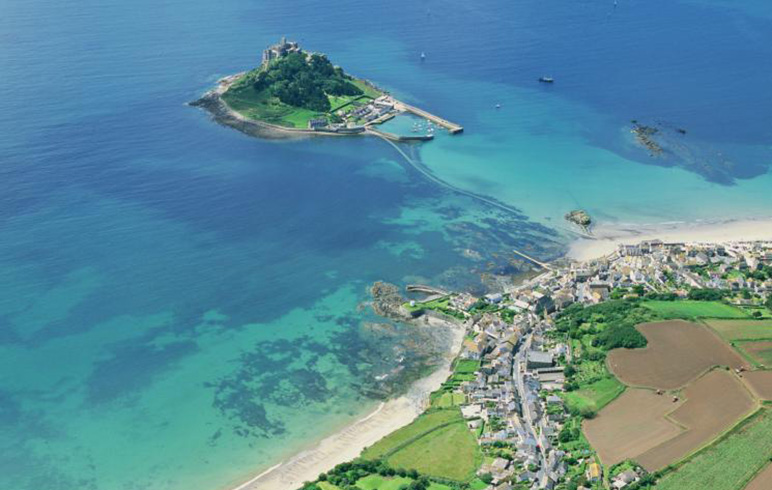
[431,392,466,408]
[655,409,772,490]
[426,484,453,490]
[362,408,481,482]
[403,296,465,320]
[743,306,772,319]
[563,376,625,415]
[354,475,453,490]
[328,94,371,113]
[454,359,480,374]
[643,301,748,320]
[705,319,772,341]
[468,478,489,490]
[352,78,382,98]
[387,421,481,481]
[318,481,342,490]
[735,341,772,366]
[362,409,463,460]
[221,87,324,128]
[356,475,413,490]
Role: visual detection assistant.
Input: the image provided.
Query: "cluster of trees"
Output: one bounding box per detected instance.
[745,266,772,281]
[643,292,679,301]
[250,52,362,112]
[555,300,656,350]
[468,299,501,314]
[558,426,581,443]
[302,460,429,490]
[687,288,730,301]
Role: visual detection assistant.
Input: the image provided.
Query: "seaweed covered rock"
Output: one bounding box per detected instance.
[565,209,592,230]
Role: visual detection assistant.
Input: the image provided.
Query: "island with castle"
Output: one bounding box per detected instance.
[192,37,462,141]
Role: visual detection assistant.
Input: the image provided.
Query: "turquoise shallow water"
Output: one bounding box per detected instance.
[1,0,771,489]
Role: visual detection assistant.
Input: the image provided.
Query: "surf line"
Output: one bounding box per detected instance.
[367,130,526,219]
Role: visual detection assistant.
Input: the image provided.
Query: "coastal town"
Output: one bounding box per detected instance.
[295,239,772,490]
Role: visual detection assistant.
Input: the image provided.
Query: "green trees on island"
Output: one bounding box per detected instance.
[246,52,363,112]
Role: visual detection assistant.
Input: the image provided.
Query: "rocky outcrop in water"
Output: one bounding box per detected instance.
[370,281,410,320]
[565,209,592,233]
[631,121,664,157]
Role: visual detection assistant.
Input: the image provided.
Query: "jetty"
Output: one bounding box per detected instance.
[406,284,450,296]
[365,127,434,142]
[395,101,464,134]
[511,249,554,271]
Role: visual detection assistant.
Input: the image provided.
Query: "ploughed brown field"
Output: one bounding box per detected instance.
[583,389,681,467]
[744,462,772,490]
[586,370,755,472]
[742,370,772,401]
[635,369,755,471]
[607,320,748,389]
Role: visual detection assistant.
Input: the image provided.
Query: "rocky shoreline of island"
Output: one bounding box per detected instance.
[190,74,335,140]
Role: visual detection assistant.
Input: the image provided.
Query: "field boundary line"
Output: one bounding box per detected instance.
[657,407,767,478]
[739,461,772,490]
[658,394,762,476]
[732,342,765,368]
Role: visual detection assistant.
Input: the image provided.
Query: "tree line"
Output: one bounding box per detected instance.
[250,52,363,112]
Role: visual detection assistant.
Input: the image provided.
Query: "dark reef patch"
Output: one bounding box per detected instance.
[610,119,771,185]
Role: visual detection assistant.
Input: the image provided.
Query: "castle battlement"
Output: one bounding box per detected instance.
[261,36,300,66]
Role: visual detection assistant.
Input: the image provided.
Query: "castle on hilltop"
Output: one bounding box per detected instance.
[261,36,300,66]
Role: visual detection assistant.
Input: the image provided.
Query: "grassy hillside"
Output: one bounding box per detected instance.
[362,408,481,482]
[387,422,481,481]
[222,51,381,128]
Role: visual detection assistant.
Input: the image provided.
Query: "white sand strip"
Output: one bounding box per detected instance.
[568,218,772,261]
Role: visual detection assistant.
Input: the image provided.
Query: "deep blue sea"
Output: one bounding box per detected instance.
[1,0,771,489]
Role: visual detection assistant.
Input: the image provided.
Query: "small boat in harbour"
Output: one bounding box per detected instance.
[420,52,426,61]
[538,76,554,83]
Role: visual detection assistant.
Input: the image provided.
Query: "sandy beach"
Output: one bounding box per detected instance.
[568,217,772,261]
[226,317,466,490]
